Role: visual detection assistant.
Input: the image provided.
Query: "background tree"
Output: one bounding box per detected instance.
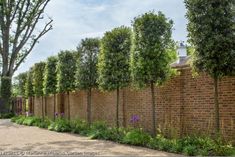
[76,38,100,125]
[185,0,235,134]
[0,0,53,112]
[25,67,34,114]
[15,72,27,97]
[57,50,77,120]
[98,26,132,128]
[32,62,45,119]
[130,11,177,136]
[43,56,58,120]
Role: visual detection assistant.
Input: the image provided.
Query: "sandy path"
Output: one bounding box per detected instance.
[0,119,178,156]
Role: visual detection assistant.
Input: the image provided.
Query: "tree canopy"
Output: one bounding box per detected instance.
[130,11,177,88]
[15,72,28,97]
[76,38,100,90]
[33,62,46,97]
[43,56,58,95]
[56,50,77,93]
[98,26,132,91]
[25,67,34,98]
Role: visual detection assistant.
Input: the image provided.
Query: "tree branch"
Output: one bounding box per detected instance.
[13,19,53,73]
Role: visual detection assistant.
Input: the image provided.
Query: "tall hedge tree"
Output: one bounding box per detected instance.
[185,0,235,134]
[32,62,45,119]
[76,38,100,125]
[57,50,77,120]
[43,56,58,120]
[25,67,34,114]
[0,0,52,112]
[98,26,132,128]
[15,72,28,97]
[130,12,177,136]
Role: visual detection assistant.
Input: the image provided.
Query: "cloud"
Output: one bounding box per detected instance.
[15,0,187,76]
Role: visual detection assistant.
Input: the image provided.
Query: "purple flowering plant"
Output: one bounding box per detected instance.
[130,115,140,128]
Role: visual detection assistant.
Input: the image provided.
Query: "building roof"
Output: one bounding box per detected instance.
[171,56,191,69]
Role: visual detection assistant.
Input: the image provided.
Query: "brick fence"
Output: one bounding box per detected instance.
[29,67,235,143]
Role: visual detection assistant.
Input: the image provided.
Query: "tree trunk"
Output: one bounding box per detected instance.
[53,94,56,121]
[151,81,156,136]
[45,96,47,117]
[41,96,44,120]
[214,76,220,135]
[67,91,70,120]
[116,87,120,128]
[87,88,92,125]
[0,76,12,113]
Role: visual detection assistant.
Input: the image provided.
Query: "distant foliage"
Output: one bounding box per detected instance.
[43,56,58,95]
[33,62,46,97]
[25,67,34,98]
[76,38,100,89]
[130,11,177,88]
[56,50,77,92]
[98,26,132,90]
[15,72,28,97]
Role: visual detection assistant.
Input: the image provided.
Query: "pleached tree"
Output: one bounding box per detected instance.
[76,38,100,125]
[57,50,77,120]
[32,62,46,119]
[130,11,177,136]
[43,56,58,120]
[98,26,132,128]
[25,67,34,114]
[185,0,235,135]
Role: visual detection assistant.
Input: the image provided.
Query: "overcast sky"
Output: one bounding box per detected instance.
[15,0,188,76]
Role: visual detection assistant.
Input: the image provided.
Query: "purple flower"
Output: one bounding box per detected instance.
[55,112,58,117]
[130,115,140,123]
[61,112,64,117]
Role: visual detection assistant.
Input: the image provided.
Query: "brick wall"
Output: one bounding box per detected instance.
[31,67,235,143]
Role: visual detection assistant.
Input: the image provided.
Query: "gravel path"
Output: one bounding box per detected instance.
[0,119,178,156]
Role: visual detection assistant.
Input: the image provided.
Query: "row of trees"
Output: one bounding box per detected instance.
[15,11,177,135]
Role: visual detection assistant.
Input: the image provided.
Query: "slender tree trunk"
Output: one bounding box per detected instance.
[214,76,220,135]
[67,91,70,121]
[151,81,156,136]
[87,88,92,125]
[41,96,44,120]
[53,94,56,121]
[45,96,47,118]
[116,87,120,128]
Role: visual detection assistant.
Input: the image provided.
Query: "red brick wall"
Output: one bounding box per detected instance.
[31,67,235,143]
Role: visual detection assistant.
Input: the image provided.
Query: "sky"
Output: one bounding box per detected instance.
[15,0,188,76]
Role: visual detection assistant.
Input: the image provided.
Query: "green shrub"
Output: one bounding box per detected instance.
[38,118,51,128]
[0,112,15,119]
[122,128,151,146]
[48,118,71,132]
[15,116,26,124]
[22,117,41,126]
[70,119,90,135]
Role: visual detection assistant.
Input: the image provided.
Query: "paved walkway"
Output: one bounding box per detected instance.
[0,119,178,156]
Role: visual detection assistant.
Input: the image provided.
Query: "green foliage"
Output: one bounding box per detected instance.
[48,117,71,132]
[22,117,42,126]
[76,38,100,90]
[43,56,58,95]
[33,62,46,97]
[185,0,235,77]
[56,50,77,92]
[130,11,177,87]
[122,128,151,146]
[70,119,90,135]
[98,26,132,91]
[0,112,15,119]
[38,117,51,128]
[0,76,12,109]
[14,72,28,97]
[25,68,34,98]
